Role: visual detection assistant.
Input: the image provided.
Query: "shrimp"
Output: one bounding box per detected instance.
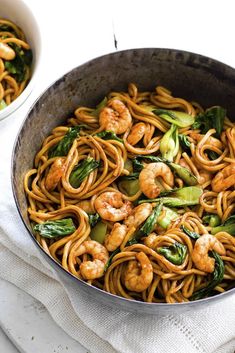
[94,191,132,222]
[45,157,66,191]
[76,240,109,280]
[124,252,153,292]
[124,203,152,228]
[190,131,223,149]
[192,234,226,273]
[139,162,174,199]
[143,232,158,249]
[0,42,15,60]
[104,223,127,251]
[211,163,235,192]
[127,122,146,145]
[99,99,132,135]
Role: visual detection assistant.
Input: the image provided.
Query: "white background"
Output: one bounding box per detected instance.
[1,0,235,351]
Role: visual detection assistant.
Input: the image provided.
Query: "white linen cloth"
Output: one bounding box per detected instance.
[0,101,235,353]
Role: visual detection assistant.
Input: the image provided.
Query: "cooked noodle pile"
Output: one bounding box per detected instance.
[0,19,32,109]
[24,84,235,303]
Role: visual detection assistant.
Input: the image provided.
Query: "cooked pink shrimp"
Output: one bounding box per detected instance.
[124,203,152,228]
[143,232,158,249]
[211,164,235,192]
[127,122,146,145]
[104,223,127,251]
[139,162,174,199]
[76,240,109,280]
[45,157,66,191]
[192,234,226,273]
[94,191,132,222]
[0,42,15,60]
[99,99,132,134]
[124,252,153,292]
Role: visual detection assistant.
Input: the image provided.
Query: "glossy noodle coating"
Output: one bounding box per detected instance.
[0,18,32,109]
[24,83,235,303]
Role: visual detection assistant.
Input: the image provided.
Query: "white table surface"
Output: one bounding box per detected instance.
[1,0,235,351]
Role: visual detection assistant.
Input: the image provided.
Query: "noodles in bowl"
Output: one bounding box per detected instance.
[0,18,32,110]
[24,83,235,304]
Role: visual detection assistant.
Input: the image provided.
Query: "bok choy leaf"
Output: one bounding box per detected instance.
[160,124,179,162]
[181,225,200,240]
[190,251,224,300]
[96,130,123,143]
[49,126,83,158]
[153,109,195,127]
[202,214,221,228]
[127,203,163,245]
[34,218,76,238]
[192,106,226,138]
[88,213,101,227]
[69,157,100,188]
[138,186,203,207]
[211,215,235,236]
[157,242,187,265]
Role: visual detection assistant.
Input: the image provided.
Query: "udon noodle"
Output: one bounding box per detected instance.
[0,18,32,109]
[24,84,235,303]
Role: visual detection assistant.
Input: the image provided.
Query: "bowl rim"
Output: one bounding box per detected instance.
[0,0,42,121]
[11,47,235,309]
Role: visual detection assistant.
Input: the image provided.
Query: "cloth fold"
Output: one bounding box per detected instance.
[0,110,235,353]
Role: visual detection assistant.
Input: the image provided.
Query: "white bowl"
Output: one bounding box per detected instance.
[0,0,41,121]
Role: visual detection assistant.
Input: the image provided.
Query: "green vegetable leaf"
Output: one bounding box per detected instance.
[119,173,139,181]
[69,157,100,188]
[33,218,76,238]
[153,109,195,127]
[133,202,163,241]
[202,214,221,228]
[5,43,33,82]
[207,150,219,161]
[119,178,140,196]
[91,97,108,117]
[181,225,200,240]
[138,186,203,207]
[96,130,123,143]
[132,155,163,172]
[190,251,224,300]
[211,215,235,235]
[0,99,7,110]
[157,242,187,265]
[169,162,198,186]
[125,203,163,246]
[49,126,82,158]
[104,247,120,272]
[0,24,17,36]
[157,206,178,229]
[160,124,179,162]
[223,215,235,225]
[192,106,226,138]
[179,134,191,152]
[88,213,100,227]
[90,221,107,244]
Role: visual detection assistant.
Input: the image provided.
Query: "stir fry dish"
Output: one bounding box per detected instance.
[24,84,235,303]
